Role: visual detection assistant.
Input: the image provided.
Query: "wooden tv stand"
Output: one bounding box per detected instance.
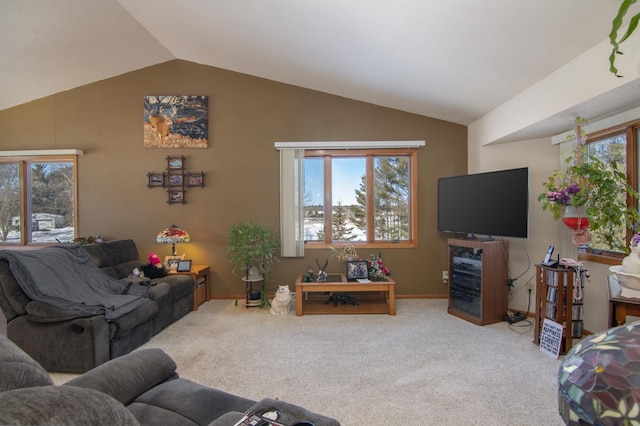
[295,273,396,316]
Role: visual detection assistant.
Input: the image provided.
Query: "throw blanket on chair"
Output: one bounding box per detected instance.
[0,245,149,320]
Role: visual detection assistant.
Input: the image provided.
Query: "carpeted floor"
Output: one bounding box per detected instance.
[49,299,564,425]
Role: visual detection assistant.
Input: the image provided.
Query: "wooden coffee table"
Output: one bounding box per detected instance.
[295,273,396,316]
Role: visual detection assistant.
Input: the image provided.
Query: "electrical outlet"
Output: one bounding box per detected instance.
[527,282,534,292]
[442,270,449,283]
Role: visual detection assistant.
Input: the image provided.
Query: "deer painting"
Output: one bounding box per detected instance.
[143,95,208,148]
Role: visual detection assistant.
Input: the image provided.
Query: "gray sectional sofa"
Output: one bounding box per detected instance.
[0,239,194,373]
[0,334,340,426]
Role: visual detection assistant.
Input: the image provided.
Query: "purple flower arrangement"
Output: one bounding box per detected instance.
[546,183,582,206]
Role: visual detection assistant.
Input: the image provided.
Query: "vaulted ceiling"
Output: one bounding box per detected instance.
[2,0,639,140]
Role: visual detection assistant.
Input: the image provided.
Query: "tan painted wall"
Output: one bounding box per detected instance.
[468,127,612,334]
[0,60,467,298]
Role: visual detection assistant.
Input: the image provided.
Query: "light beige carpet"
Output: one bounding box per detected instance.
[52,299,564,425]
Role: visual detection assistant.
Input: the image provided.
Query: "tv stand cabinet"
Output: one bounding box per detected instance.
[447,238,509,325]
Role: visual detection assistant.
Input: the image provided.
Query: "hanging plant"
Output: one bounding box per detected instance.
[609,0,640,77]
[538,117,639,252]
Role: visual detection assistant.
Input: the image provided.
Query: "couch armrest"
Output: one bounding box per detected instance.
[243,398,341,426]
[0,385,139,426]
[25,300,96,322]
[7,314,110,373]
[64,348,177,406]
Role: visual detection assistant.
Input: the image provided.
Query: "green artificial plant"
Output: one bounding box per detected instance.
[538,117,639,253]
[228,222,280,308]
[610,0,640,77]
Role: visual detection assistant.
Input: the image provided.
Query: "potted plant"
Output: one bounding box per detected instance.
[538,117,639,252]
[227,222,280,307]
[609,0,639,77]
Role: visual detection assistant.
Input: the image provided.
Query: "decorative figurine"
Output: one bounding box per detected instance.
[316,258,328,282]
[302,267,315,282]
[270,285,292,315]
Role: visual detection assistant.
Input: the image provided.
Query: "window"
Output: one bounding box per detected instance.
[303,148,418,248]
[0,152,80,245]
[579,120,639,262]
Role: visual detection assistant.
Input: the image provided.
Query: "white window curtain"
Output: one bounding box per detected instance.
[279,148,305,257]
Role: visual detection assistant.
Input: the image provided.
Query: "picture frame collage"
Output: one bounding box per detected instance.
[147,156,205,204]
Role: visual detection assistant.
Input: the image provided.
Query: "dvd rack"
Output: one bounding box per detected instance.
[534,264,585,354]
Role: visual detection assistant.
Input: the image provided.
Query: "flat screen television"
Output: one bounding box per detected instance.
[438,167,529,239]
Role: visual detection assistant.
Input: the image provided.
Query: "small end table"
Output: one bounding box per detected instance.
[169,265,210,310]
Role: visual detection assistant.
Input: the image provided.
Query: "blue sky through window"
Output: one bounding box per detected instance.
[304,157,365,205]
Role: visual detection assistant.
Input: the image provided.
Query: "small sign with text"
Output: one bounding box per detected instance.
[540,318,563,359]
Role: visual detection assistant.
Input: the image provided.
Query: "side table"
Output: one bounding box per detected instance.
[169,265,210,310]
[607,274,640,327]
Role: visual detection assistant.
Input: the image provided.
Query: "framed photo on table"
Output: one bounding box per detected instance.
[165,255,185,271]
[346,260,368,281]
[177,260,192,272]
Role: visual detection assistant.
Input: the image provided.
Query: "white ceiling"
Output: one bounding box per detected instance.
[1,0,638,140]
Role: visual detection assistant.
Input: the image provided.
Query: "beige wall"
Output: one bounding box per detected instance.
[466,31,640,334]
[0,59,468,299]
[468,125,613,335]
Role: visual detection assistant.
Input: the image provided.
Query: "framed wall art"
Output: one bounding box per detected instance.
[143,95,208,149]
[147,173,165,188]
[147,156,205,204]
[169,174,183,186]
[187,173,205,187]
[168,157,183,169]
[169,190,185,204]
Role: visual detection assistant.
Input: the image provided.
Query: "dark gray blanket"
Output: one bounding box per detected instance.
[0,245,150,320]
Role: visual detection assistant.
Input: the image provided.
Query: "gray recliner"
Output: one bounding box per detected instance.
[0,239,194,373]
[0,335,340,426]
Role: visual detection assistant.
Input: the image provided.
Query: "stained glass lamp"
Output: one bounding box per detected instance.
[157,224,190,256]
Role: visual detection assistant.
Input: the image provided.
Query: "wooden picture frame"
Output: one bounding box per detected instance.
[346,260,368,281]
[187,172,205,187]
[168,190,185,204]
[168,156,184,169]
[165,255,185,271]
[147,172,165,187]
[177,259,192,272]
[147,155,204,203]
[169,174,183,186]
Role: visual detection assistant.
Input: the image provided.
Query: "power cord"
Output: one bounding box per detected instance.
[507,288,534,334]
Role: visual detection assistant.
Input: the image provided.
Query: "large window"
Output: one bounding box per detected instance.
[303,148,418,248]
[0,152,79,245]
[580,120,639,261]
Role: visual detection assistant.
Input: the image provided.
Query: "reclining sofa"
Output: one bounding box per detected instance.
[0,239,194,373]
[0,335,340,426]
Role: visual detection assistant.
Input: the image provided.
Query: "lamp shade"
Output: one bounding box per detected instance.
[157,224,190,255]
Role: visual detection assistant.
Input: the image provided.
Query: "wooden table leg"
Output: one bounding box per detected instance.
[296,284,303,316]
[388,284,396,315]
[616,304,628,327]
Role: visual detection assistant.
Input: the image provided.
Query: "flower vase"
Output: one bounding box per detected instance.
[562,205,591,245]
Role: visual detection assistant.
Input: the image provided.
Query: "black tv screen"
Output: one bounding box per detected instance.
[438,167,529,238]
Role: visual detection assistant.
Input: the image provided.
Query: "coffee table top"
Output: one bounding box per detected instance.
[295,273,394,286]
